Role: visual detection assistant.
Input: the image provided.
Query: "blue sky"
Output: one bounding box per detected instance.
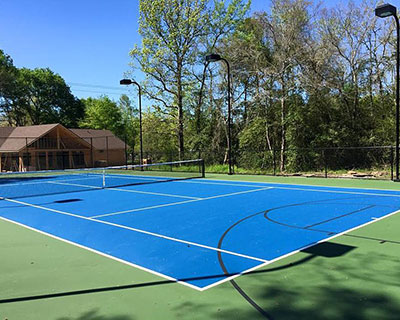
[0,0,363,101]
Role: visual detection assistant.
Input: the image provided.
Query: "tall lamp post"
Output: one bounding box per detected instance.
[375,3,400,182]
[120,78,143,166]
[206,53,233,175]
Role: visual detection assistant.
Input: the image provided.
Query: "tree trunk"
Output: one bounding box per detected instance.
[280,78,287,172]
[196,65,208,133]
[177,63,184,160]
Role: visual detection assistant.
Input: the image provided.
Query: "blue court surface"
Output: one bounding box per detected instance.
[1,176,400,290]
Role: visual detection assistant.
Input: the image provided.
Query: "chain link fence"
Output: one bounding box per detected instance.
[2,132,395,181]
[132,146,395,180]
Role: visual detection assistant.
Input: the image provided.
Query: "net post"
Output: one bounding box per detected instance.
[201,159,205,178]
[102,168,106,188]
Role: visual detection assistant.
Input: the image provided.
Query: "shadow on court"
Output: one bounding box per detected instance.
[57,310,135,320]
[2,239,400,320]
[171,241,400,320]
[0,242,350,305]
[215,246,400,319]
[0,243,360,302]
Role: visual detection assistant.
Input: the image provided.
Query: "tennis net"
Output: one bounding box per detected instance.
[0,159,205,200]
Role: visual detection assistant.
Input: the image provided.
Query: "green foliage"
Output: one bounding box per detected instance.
[141,109,176,159]
[80,96,126,138]
[0,1,398,177]
[0,51,83,127]
[118,94,139,148]
[130,0,251,158]
[17,68,84,126]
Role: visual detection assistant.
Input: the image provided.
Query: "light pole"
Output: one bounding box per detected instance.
[206,53,233,175]
[375,3,400,182]
[120,78,143,166]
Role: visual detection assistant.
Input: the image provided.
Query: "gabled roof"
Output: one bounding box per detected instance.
[0,124,125,152]
[0,124,59,152]
[69,129,126,150]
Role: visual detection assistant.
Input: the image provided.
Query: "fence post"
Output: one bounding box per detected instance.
[124,135,128,169]
[391,146,394,181]
[323,149,328,178]
[106,136,109,166]
[90,137,94,168]
[232,150,235,174]
[273,149,276,176]
[25,137,30,171]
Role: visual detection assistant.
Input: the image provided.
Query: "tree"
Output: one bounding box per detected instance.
[0,50,22,125]
[0,55,84,127]
[130,0,250,160]
[17,68,84,126]
[217,16,273,163]
[118,94,139,149]
[141,109,177,160]
[260,0,314,171]
[130,0,208,159]
[80,96,125,137]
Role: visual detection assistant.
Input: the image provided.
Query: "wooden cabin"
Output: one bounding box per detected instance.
[0,124,126,172]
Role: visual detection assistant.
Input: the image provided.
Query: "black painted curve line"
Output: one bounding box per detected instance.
[215,195,380,319]
[216,210,275,319]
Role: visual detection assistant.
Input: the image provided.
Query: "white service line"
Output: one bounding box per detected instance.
[110,188,202,200]
[0,174,100,188]
[48,180,202,200]
[3,197,269,264]
[48,181,102,189]
[105,174,165,181]
[91,186,274,219]
[90,199,199,218]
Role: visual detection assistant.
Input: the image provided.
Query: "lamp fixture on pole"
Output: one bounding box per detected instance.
[120,78,144,167]
[205,53,233,175]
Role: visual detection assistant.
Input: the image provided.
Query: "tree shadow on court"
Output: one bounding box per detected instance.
[3,238,400,320]
[172,241,400,320]
[57,309,135,320]
[201,285,400,320]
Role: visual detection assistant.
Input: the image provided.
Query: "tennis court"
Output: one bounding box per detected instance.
[1,161,400,319]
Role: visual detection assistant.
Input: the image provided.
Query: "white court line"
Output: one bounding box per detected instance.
[0,216,201,291]
[105,174,166,181]
[3,181,400,291]
[199,207,400,291]
[0,174,101,188]
[110,188,202,200]
[272,186,400,198]
[177,179,400,198]
[187,177,400,194]
[48,181,201,200]
[3,197,269,264]
[48,181,102,189]
[90,199,199,218]
[91,187,274,219]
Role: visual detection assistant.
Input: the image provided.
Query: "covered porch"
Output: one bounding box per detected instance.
[0,125,93,172]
